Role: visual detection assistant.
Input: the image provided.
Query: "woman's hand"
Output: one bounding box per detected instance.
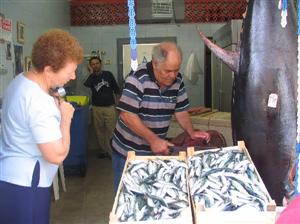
[58,100,75,122]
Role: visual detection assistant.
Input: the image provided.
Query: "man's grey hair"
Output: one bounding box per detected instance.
[152,42,182,66]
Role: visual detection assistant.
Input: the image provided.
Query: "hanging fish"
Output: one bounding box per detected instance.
[198,0,297,205]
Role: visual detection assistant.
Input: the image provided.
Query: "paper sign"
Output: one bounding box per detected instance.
[267,93,278,108]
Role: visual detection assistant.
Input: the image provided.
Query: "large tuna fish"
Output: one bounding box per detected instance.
[198,0,297,205]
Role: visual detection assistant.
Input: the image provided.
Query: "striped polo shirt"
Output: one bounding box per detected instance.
[112,62,189,156]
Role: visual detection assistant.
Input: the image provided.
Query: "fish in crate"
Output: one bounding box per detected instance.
[186,142,276,224]
[110,151,192,223]
[188,144,273,211]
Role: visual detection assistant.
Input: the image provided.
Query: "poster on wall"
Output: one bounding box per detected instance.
[6,42,12,60]
[14,44,24,76]
[0,16,12,42]
[25,56,32,72]
[17,21,25,44]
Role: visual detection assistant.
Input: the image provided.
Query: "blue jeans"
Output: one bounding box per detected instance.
[112,150,126,193]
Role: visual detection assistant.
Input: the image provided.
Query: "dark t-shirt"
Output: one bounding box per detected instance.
[84,71,120,106]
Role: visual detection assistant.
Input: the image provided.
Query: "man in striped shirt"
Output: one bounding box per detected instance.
[111,42,210,192]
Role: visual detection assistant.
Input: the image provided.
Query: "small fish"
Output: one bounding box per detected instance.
[115,158,189,221]
[188,147,271,211]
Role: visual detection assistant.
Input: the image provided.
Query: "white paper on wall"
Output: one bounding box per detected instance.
[0,18,12,42]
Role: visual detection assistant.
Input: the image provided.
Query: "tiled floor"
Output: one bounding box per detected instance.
[50,148,114,224]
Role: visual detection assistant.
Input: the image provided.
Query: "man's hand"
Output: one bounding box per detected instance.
[150,137,174,155]
[190,130,210,143]
[87,64,93,74]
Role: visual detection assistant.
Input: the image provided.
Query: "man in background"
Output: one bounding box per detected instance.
[84,56,120,158]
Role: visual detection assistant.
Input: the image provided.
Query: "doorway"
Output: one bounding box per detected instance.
[116,37,177,87]
[204,37,212,108]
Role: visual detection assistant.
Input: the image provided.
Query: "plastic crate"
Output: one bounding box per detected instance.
[66,95,89,106]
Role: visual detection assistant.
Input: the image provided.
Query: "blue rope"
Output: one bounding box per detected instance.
[282,0,288,11]
[128,0,138,71]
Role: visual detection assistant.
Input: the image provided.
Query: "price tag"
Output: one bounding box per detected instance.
[267,93,278,108]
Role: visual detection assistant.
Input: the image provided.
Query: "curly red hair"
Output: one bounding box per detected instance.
[31,29,83,72]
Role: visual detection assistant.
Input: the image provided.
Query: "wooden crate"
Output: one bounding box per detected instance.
[109,151,193,224]
[187,141,277,224]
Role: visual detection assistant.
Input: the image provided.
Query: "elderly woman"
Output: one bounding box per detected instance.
[0,29,83,224]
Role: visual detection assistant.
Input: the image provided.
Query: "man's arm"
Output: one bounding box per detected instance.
[119,111,173,154]
[174,110,210,141]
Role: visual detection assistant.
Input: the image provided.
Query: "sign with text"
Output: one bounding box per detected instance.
[0,18,12,42]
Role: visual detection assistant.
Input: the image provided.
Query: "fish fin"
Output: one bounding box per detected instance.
[197,29,239,74]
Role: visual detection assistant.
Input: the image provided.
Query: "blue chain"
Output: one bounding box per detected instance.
[128,0,138,71]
